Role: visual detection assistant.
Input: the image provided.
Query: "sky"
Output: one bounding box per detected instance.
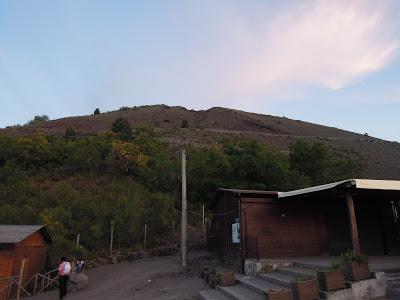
[1,0,400,141]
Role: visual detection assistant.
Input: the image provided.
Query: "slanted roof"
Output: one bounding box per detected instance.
[278,179,400,198]
[217,188,278,196]
[209,188,278,209]
[0,225,52,248]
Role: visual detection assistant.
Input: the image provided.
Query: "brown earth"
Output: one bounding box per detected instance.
[2,104,400,179]
[29,251,209,300]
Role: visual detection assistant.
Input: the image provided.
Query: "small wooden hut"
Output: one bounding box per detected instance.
[208,179,400,272]
[0,225,52,300]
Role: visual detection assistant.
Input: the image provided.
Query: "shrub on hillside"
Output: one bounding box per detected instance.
[181,120,189,128]
[26,115,50,125]
[111,118,132,139]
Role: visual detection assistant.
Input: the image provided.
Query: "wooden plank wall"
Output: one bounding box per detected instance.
[11,232,48,284]
[241,198,328,258]
[0,249,13,300]
[0,232,49,299]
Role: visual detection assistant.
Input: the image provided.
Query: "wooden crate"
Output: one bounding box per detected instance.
[218,271,235,286]
[317,270,346,291]
[343,262,370,281]
[265,289,290,300]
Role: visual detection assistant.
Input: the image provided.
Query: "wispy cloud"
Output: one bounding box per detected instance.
[192,0,400,101]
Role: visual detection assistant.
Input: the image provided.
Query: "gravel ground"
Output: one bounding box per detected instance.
[30,251,209,300]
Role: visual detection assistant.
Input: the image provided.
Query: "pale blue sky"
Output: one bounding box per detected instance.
[1,0,400,140]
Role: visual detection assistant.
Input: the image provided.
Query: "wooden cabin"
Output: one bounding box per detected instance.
[0,225,52,300]
[207,179,400,272]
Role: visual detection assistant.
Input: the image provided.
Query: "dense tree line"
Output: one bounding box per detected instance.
[0,128,361,264]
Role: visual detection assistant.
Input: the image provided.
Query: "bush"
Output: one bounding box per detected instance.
[27,115,50,125]
[181,120,189,128]
[64,128,77,139]
[339,249,368,264]
[119,106,130,112]
[111,118,132,139]
[94,108,100,115]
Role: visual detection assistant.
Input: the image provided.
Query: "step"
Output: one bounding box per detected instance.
[388,281,400,289]
[387,287,400,299]
[257,272,296,288]
[199,289,232,300]
[293,261,327,270]
[218,284,265,300]
[279,266,317,278]
[236,275,287,296]
[319,288,353,299]
[386,273,400,281]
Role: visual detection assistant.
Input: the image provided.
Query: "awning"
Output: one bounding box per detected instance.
[278,179,400,198]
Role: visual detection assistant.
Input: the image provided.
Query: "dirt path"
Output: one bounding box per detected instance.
[30,251,209,300]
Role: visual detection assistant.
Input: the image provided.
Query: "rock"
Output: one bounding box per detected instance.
[70,271,89,292]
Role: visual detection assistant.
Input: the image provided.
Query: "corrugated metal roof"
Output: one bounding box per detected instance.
[278,180,354,198]
[278,179,400,198]
[354,179,400,190]
[217,188,278,195]
[0,225,52,247]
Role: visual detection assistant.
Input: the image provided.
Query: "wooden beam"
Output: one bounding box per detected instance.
[16,259,25,300]
[346,194,361,254]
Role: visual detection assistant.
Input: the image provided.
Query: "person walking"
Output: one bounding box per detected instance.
[58,257,72,299]
[75,258,85,273]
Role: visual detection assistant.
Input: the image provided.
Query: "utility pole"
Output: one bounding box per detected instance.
[181,149,187,267]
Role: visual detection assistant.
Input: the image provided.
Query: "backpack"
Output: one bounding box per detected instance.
[63,262,72,275]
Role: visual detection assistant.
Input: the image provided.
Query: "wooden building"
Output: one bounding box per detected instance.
[0,225,52,300]
[207,179,400,272]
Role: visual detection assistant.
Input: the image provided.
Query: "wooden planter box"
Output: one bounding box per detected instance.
[343,262,370,281]
[265,289,290,300]
[317,270,346,291]
[201,267,208,279]
[291,279,319,300]
[218,271,235,286]
[209,273,219,289]
[204,269,210,283]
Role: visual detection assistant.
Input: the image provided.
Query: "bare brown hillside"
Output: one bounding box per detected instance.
[2,104,399,179]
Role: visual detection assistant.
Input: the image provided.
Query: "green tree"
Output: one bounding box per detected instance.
[94,108,100,115]
[289,139,362,185]
[27,115,50,125]
[289,140,328,184]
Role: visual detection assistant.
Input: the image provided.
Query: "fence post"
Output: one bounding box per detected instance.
[76,233,80,248]
[33,274,38,295]
[16,259,26,300]
[202,205,205,230]
[144,224,147,250]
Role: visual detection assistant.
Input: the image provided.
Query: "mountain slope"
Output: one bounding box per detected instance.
[2,104,399,179]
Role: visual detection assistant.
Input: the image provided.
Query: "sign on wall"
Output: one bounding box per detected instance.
[232,220,240,244]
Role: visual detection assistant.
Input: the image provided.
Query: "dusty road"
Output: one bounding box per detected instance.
[31,251,209,300]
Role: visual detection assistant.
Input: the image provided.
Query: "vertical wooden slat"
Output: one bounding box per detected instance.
[16,259,25,300]
[346,194,361,254]
[33,274,38,295]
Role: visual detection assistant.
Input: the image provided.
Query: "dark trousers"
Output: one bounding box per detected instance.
[59,275,69,298]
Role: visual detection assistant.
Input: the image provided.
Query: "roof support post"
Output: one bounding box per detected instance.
[346,194,361,254]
